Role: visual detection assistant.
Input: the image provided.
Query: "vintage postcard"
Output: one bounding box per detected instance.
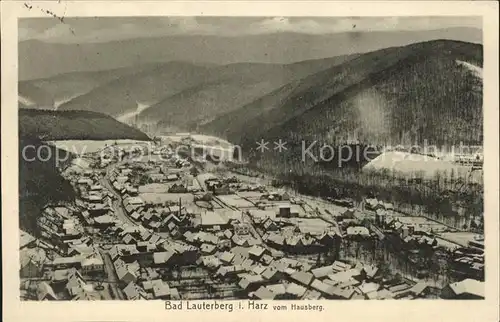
[1,1,499,322]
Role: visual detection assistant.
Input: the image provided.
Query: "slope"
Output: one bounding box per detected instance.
[18,82,55,109]
[57,61,215,118]
[138,55,358,129]
[19,64,162,109]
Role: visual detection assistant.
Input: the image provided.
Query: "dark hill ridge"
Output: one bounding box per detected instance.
[200,39,483,149]
[19,28,482,80]
[19,108,151,141]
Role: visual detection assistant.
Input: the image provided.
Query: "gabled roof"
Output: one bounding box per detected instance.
[251,286,276,300]
[262,267,279,280]
[123,282,147,300]
[311,265,334,279]
[447,279,484,298]
[248,245,266,257]
[290,271,314,286]
[218,251,235,263]
[37,282,58,300]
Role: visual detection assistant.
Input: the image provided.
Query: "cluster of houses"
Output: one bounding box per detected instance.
[36,206,85,253]
[448,240,484,281]
[107,239,195,300]
[192,243,438,300]
[20,220,106,301]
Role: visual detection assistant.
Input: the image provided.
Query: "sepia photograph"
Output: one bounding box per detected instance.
[2,1,499,322]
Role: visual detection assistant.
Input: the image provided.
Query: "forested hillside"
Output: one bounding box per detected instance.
[202,40,483,149]
[19,109,151,141]
[139,55,358,129]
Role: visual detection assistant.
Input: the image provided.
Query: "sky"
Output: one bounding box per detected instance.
[19,16,482,43]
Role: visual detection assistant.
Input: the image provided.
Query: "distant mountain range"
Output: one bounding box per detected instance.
[19,28,481,80]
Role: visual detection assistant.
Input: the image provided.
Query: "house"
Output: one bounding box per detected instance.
[266,233,285,248]
[153,251,176,266]
[20,230,36,249]
[441,279,484,299]
[329,286,356,299]
[285,282,307,299]
[250,286,277,300]
[394,282,432,299]
[266,284,288,299]
[169,183,188,193]
[358,282,381,297]
[93,215,116,228]
[346,226,370,238]
[253,265,268,275]
[65,269,88,297]
[166,174,179,182]
[363,265,381,281]
[233,223,251,235]
[241,258,255,271]
[248,245,268,261]
[72,291,102,301]
[217,239,232,251]
[201,255,223,270]
[148,234,162,245]
[152,280,171,299]
[310,279,336,298]
[123,282,148,300]
[260,254,274,266]
[114,259,137,285]
[215,265,245,278]
[218,251,235,265]
[200,243,217,255]
[37,282,58,301]
[140,230,152,242]
[261,267,282,282]
[290,271,314,287]
[52,256,83,270]
[365,198,383,210]
[130,211,141,221]
[122,234,136,245]
[311,265,337,279]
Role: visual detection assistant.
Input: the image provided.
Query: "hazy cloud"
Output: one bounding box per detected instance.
[19,16,482,43]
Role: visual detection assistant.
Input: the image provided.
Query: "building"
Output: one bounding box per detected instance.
[81,253,105,274]
[37,282,58,301]
[441,279,485,299]
[20,248,47,278]
[123,282,148,300]
[114,259,138,285]
[20,230,36,249]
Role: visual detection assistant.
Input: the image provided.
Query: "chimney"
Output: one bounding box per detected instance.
[179,197,182,217]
